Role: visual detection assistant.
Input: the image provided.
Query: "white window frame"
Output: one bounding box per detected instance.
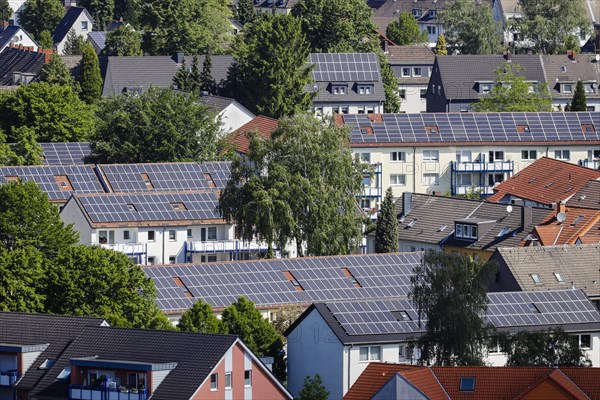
[244,370,252,387]
[413,67,422,77]
[521,150,537,160]
[422,173,439,185]
[578,334,592,349]
[456,150,472,163]
[427,26,436,35]
[554,149,570,160]
[390,151,406,162]
[359,346,381,362]
[390,174,406,186]
[562,84,573,94]
[98,230,115,245]
[457,173,472,187]
[168,230,176,241]
[210,373,218,391]
[399,89,406,99]
[225,372,232,390]
[356,152,370,163]
[423,150,439,162]
[81,21,88,30]
[207,227,217,240]
[401,67,411,77]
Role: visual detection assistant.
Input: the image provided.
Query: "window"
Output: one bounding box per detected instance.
[128,373,146,390]
[169,256,176,264]
[554,150,570,160]
[57,368,71,380]
[481,84,491,94]
[207,227,217,240]
[210,373,218,390]
[420,88,427,99]
[244,370,252,387]
[528,303,540,313]
[554,272,564,282]
[402,67,411,77]
[488,173,504,186]
[357,106,365,114]
[531,273,541,283]
[489,151,504,162]
[147,256,156,265]
[339,105,349,114]
[589,149,600,160]
[521,150,537,160]
[425,125,438,134]
[427,26,436,34]
[497,227,511,237]
[54,175,73,191]
[413,67,422,77]
[169,230,176,241]
[140,173,154,189]
[201,254,218,263]
[314,106,323,115]
[358,85,372,94]
[456,150,472,163]
[399,89,406,99]
[359,346,381,362]
[457,173,472,186]
[356,152,370,163]
[584,83,595,93]
[456,224,477,239]
[225,372,232,389]
[123,230,130,240]
[360,198,371,209]
[579,334,591,349]
[423,150,439,161]
[422,173,439,185]
[170,202,187,211]
[562,84,573,93]
[429,9,436,17]
[98,230,114,245]
[459,377,476,392]
[333,85,346,95]
[390,151,406,162]
[390,174,406,186]
[363,176,371,186]
[148,230,155,241]
[412,8,421,17]
[81,21,88,30]
[399,345,404,358]
[366,106,375,114]
[187,228,193,238]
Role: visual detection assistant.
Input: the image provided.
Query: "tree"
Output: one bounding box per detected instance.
[271,304,305,336]
[199,53,216,94]
[438,0,503,55]
[0,82,95,143]
[410,251,496,366]
[78,42,103,104]
[79,0,114,30]
[8,126,44,165]
[570,80,587,111]
[37,30,54,49]
[386,11,428,45]
[509,0,590,55]
[497,327,591,367]
[18,0,64,39]
[0,247,46,312]
[433,34,447,56]
[39,53,74,86]
[379,51,401,113]
[235,0,256,25]
[140,0,232,55]
[375,187,398,253]
[219,114,363,257]
[173,59,190,91]
[178,299,221,333]
[114,0,140,27]
[472,63,553,112]
[62,29,86,55]
[226,14,313,118]
[298,374,329,400]
[0,0,11,23]
[102,24,143,56]
[87,88,220,163]
[188,55,201,92]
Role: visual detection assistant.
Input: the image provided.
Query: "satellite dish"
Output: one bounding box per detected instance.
[557,212,566,223]
[506,205,513,214]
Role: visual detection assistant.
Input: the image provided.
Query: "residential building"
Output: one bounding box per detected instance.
[488,244,600,309]
[228,115,278,155]
[0,24,38,53]
[40,142,91,165]
[386,45,435,113]
[567,179,600,209]
[527,203,600,247]
[198,94,255,133]
[346,363,600,400]
[285,289,600,399]
[0,46,49,86]
[309,53,385,116]
[230,0,297,16]
[87,31,106,54]
[6,0,25,25]
[52,7,94,55]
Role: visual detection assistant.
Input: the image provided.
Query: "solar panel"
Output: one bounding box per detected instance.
[41,142,91,165]
[309,53,381,83]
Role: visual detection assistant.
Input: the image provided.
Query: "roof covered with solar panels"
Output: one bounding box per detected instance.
[291,289,600,344]
[338,112,600,146]
[143,253,422,313]
[69,191,223,227]
[40,142,91,165]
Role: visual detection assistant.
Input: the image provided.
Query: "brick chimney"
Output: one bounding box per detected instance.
[558,202,566,215]
[38,48,54,64]
[503,50,512,62]
[567,50,576,61]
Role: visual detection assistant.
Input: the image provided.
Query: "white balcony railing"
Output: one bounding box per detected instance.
[579,159,599,169]
[456,186,496,195]
[99,243,146,255]
[362,187,381,197]
[188,240,269,253]
[69,386,146,400]
[454,161,513,172]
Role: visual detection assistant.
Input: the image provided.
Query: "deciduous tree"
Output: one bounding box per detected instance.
[18,0,64,39]
[114,0,140,27]
[434,34,447,56]
[39,53,74,86]
[78,42,103,103]
[103,24,143,56]
[0,247,46,312]
[79,0,114,30]
[298,374,329,400]
[271,304,305,336]
[570,80,587,111]
[178,299,221,333]
[37,30,54,48]
[375,187,398,253]
[386,10,428,45]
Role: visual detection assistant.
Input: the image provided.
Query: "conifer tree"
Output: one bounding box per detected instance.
[78,42,103,103]
[386,10,428,45]
[375,187,398,253]
[37,30,54,49]
[39,54,74,86]
[199,52,216,94]
[63,29,85,55]
[434,34,447,55]
[570,80,587,111]
[188,55,201,92]
[236,0,256,25]
[173,59,190,91]
[1,0,12,24]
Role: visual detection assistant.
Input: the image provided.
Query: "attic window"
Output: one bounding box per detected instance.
[360,126,374,135]
[459,377,475,392]
[140,173,154,189]
[341,267,362,288]
[54,175,73,191]
[127,203,137,212]
[496,227,511,237]
[571,215,585,226]
[393,310,412,321]
[544,182,554,188]
[516,124,530,133]
[531,274,542,283]
[57,368,71,380]
[581,124,595,133]
[438,224,447,232]
[560,65,567,73]
[528,303,541,313]
[173,276,194,298]
[170,202,187,211]
[425,125,439,134]
[554,272,564,283]
[39,359,55,370]
[283,271,304,291]
[204,173,216,188]
[5,176,19,183]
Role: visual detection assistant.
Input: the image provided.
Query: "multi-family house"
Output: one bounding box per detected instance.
[386,45,435,113]
[52,7,94,55]
[0,23,38,52]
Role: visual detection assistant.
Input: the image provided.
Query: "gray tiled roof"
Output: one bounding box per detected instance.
[492,244,600,297]
[542,54,600,99]
[386,45,435,65]
[0,47,45,86]
[0,25,26,50]
[87,31,106,53]
[198,94,235,112]
[566,179,600,209]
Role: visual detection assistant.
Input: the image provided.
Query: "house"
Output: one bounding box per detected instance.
[285,289,600,399]
[52,7,94,55]
[87,31,106,54]
[228,115,278,154]
[0,45,49,86]
[0,23,38,52]
[567,179,600,209]
[230,0,297,16]
[346,363,600,400]
[6,0,25,25]
[488,244,600,309]
[309,53,386,116]
[336,111,600,211]
[385,45,435,113]
[40,142,91,165]
[393,192,551,259]
[198,94,255,133]
[527,203,600,247]
[487,157,600,208]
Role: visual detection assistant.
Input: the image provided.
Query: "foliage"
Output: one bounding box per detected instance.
[178,299,221,333]
[78,42,103,104]
[103,25,143,56]
[63,29,86,56]
[433,34,447,56]
[173,59,190,91]
[378,51,401,113]
[39,53,74,86]
[386,11,428,45]
[220,114,363,257]
[439,0,502,55]
[457,185,483,200]
[472,63,553,112]
[199,53,216,94]
[271,304,305,336]
[410,251,496,366]
[496,327,591,367]
[188,55,201,92]
[8,126,44,165]
[79,0,114,30]
[226,13,313,118]
[0,246,46,312]
[570,80,587,112]
[87,88,220,163]
[508,0,591,54]
[114,0,140,27]
[235,0,256,25]
[0,82,95,143]
[297,374,329,400]
[0,0,11,22]
[18,0,64,39]
[140,0,232,55]
[37,30,54,49]
[375,187,398,253]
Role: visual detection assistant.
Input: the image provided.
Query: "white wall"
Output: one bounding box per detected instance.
[0,27,38,52]
[314,102,384,117]
[398,84,428,114]
[7,0,25,24]
[219,103,255,134]
[56,12,93,55]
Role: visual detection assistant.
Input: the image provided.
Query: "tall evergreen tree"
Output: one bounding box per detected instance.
[38,53,74,86]
[78,42,103,103]
[188,55,201,92]
[18,0,64,39]
[0,0,11,23]
[173,59,190,91]
[236,0,256,25]
[375,187,398,253]
[433,34,447,56]
[386,10,428,45]
[199,52,216,94]
[62,29,85,56]
[79,0,114,30]
[378,52,401,113]
[570,80,587,111]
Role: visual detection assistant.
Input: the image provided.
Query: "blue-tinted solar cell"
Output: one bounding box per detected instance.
[41,142,91,165]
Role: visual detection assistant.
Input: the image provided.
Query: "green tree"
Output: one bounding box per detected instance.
[0,0,11,23]
[410,251,496,366]
[439,0,502,55]
[78,42,103,104]
[0,247,46,312]
[178,299,221,333]
[173,59,190,91]
[39,53,74,86]
[188,55,201,92]
[79,0,114,30]
[102,24,143,56]
[62,29,86,55]
[472,63,553,112]
[271,304,305,336]
[375,187,398,253]
[18,0,64,40]
[298,374,329,400]
[235,0,256,25]
[496,327,591,367]
[87,88,220,163]
[219,114,363,257]
[227,14,313,118]
[379,52,401,113]
[114,0,140,27]
[386,11,428,45]
[0,82,95,142]
[140,0,232,55]
[509,0,590,54]
[37,30,54,48]
[199,53,216,94]
[434,34,447,56]
[570,80,587,111]
[9,126,44,165]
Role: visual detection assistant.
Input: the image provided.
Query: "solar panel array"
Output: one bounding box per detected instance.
[344,112,600,144]
[0,165,104,201]
[41,142,91,165]
[77,192,221,223]
[99,162,231,193]
[144,253,421,311]
[310,53,381,82]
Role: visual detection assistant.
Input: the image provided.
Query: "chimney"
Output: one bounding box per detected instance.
[503,50,511,62]
[383,39,389,54]
[2,20,8,29]
[173,52,184,64]
[402,192,413,216]
[567,50,576,61]
[521,205,532,229]
[558,202,566,215]
[38,47,54,64]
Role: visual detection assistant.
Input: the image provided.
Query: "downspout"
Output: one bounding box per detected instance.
[413,146,417,193]
[162,226,166,264]
[347,344,353,393]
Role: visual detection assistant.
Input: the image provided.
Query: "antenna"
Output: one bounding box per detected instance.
[506,205,513,214]
[556,212,566,223]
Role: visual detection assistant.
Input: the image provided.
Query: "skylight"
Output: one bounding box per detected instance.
[407,219,417,228]
[531,274,541,283]
[554,272,564,283]
[496,227,511,237]
[459,377,475,392]
[571,215,585,226]
[528,303,541,313]
[57,367,71,380]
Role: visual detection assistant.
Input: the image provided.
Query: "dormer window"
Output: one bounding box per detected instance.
[455,223,477,240]
[584,83,596,93]
[332,85,346,95]
[412,8,421,17]
[429,10,436,18]
[562,84,573,94]
[358,84,373,94]
[480,84,491,94]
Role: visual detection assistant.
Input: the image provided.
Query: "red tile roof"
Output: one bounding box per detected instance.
[344,363,429,400]
[488,157,600,206]
[228,116,278,154]
[530,206,600,245]
[515,369,592,400]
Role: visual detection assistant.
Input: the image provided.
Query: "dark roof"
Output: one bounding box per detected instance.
[0,312,106,391]
[0,46,45,86]
[197,94,235,112]
[542,54,600,99]
[0,25,28,50]
[229,115,279,154]
[105,20,125,32]
[87,31,106,53]
[567,180,600,209]
[370,0,454,34]
[32,326,238,400]
[386,45,435,65]
[52,7,94,45]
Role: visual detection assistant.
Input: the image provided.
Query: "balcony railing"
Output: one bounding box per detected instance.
[69,385,147,400]
[452,161,514,172]
[0,371,18,387]
[455,186,496,196]
[99,243,147,255]
[579,159,599,169]
[187,240,269,253]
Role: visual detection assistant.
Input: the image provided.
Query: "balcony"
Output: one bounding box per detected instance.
[452,161,514,172]
[454,186,495,196]
[187,240,269,254]
[0,371,18,386]
[69,385,147,400]
[99,243,147,255]
[579,159,599,169]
